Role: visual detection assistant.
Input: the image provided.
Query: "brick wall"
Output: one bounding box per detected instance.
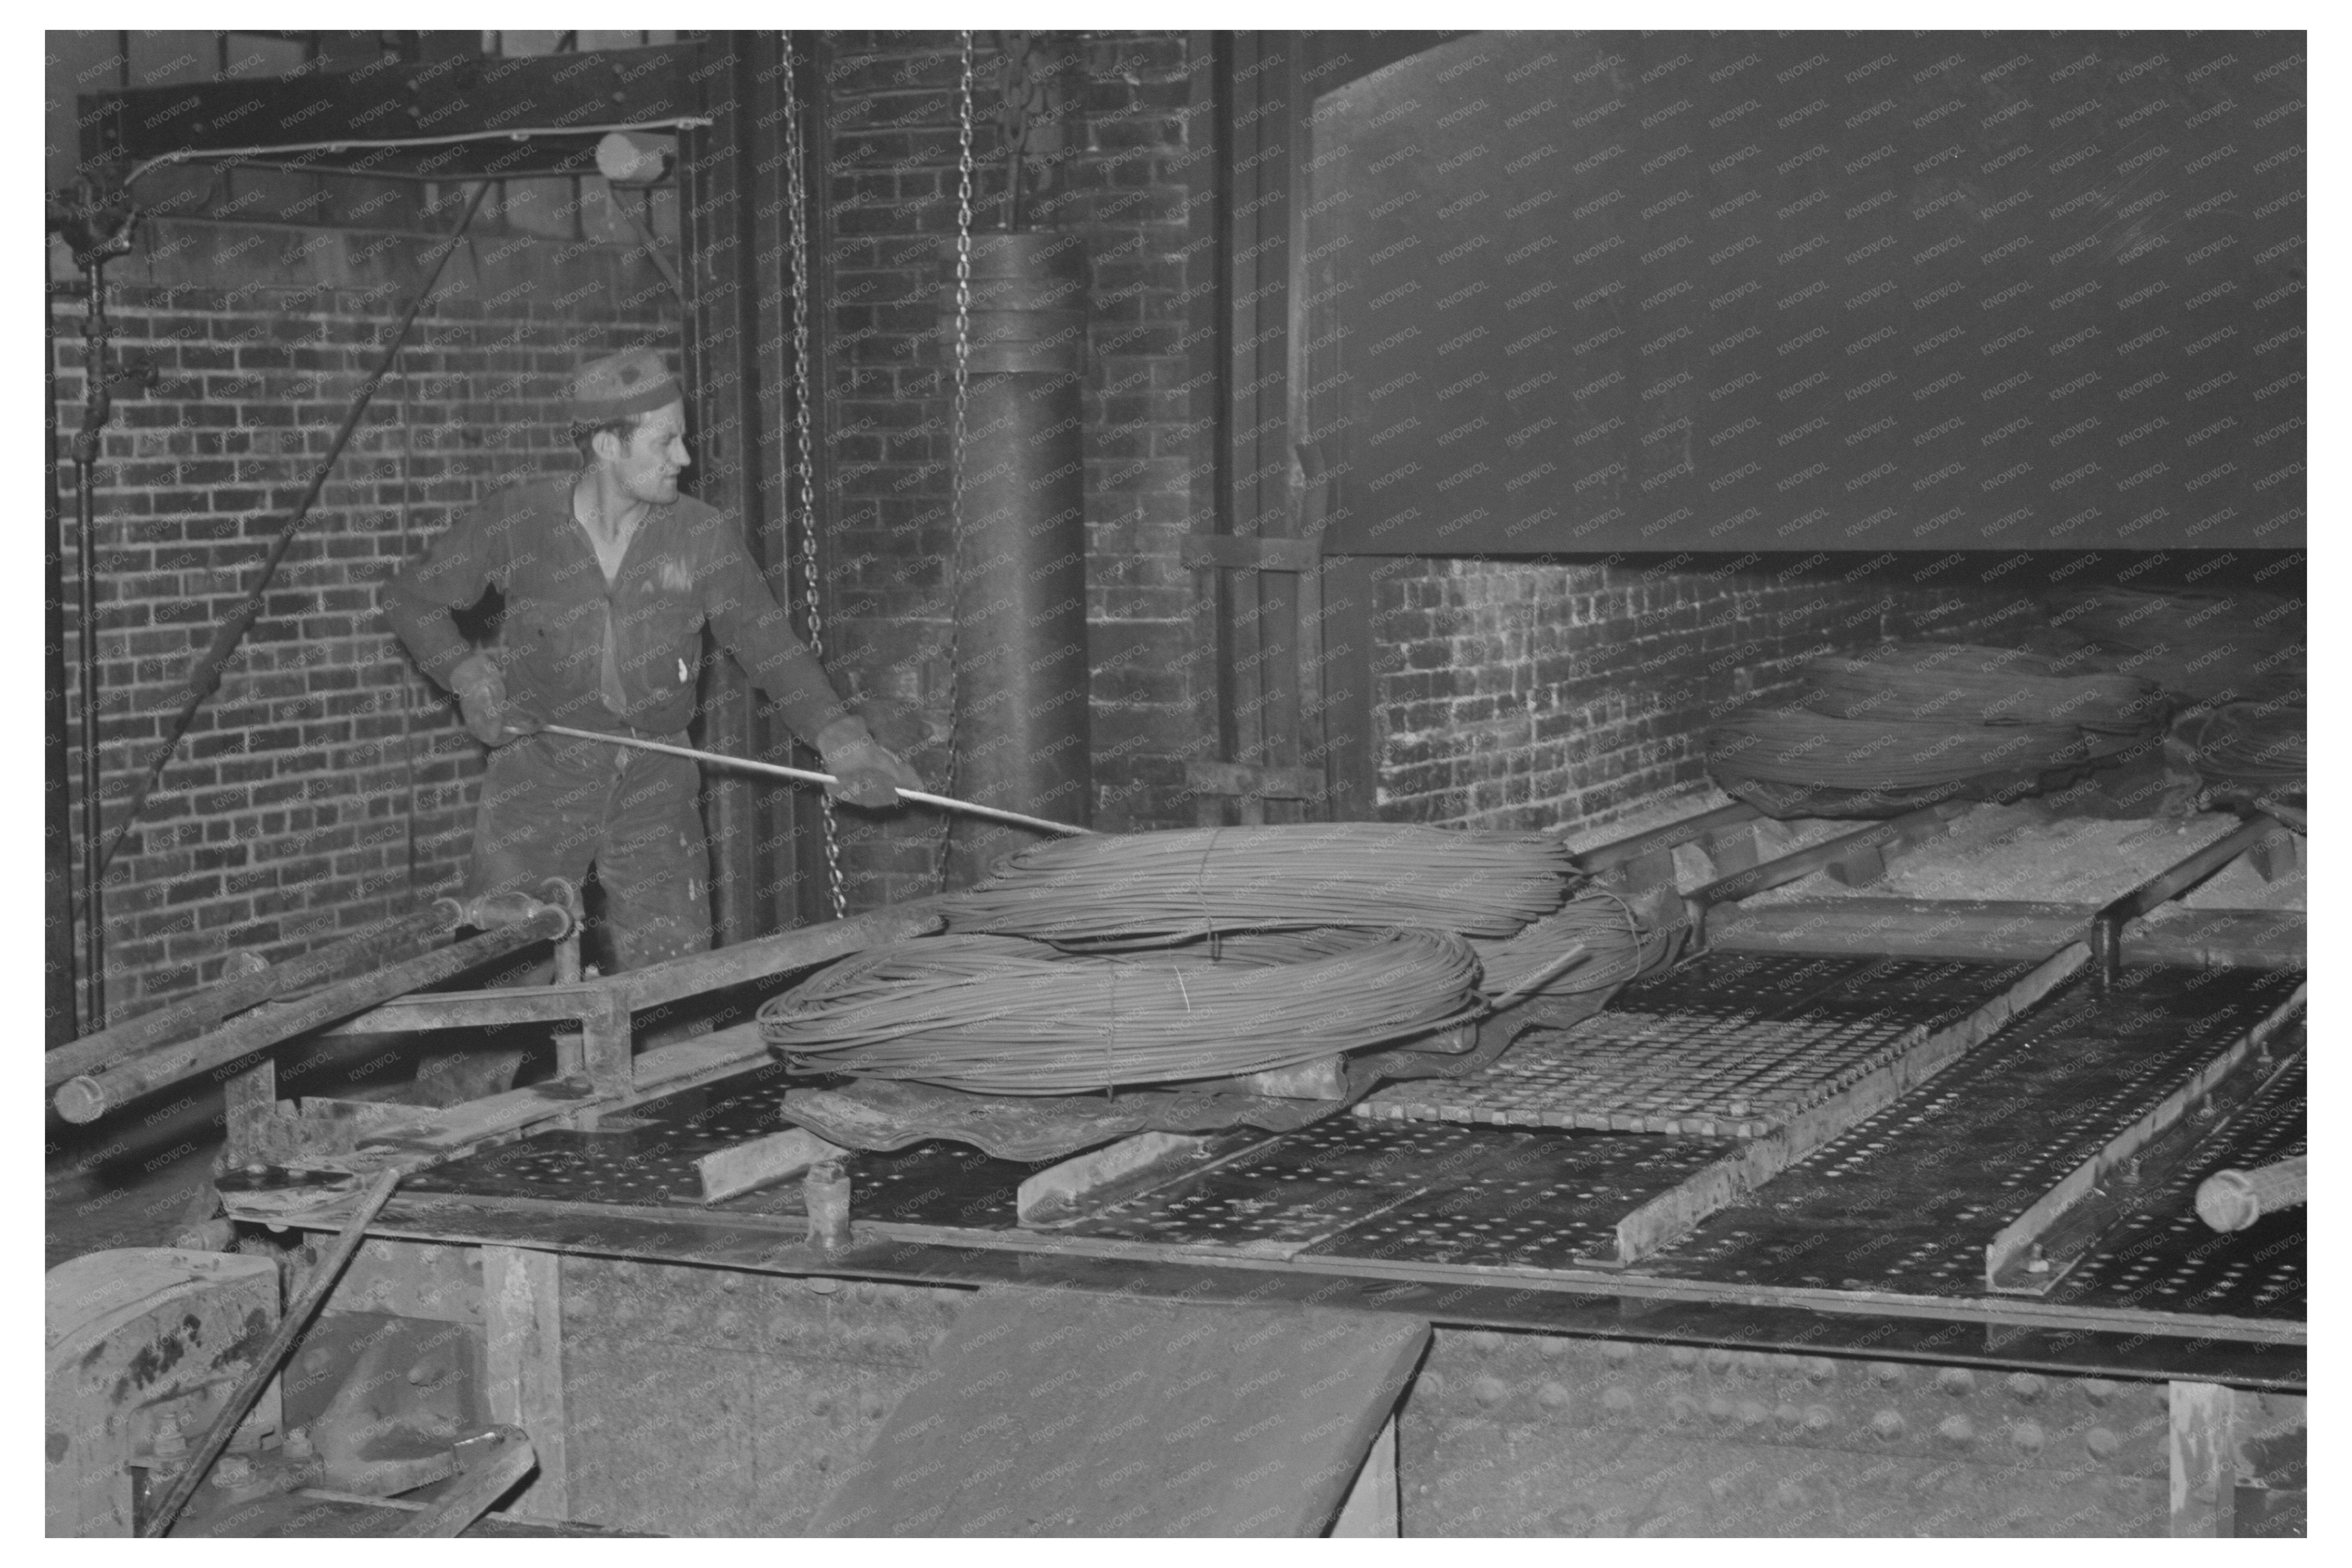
[53,211,677,1018]
[1367,554,2041,833]
[810,31,1210,908]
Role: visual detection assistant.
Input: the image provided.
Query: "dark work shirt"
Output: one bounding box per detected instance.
[381,475,848,742]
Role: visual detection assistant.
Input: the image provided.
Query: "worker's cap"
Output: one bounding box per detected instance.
[567,347,681,424]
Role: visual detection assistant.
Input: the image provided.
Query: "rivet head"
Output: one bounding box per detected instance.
[1706,1396,1735,1423]
[1666,1394,1701,1426]
[2080,1377,2118,1405]
[1936,1414,1975,1448]
[1472,1375,1510,1409]
[1602,1385,1637,1416]
[1773,1402,1803,1431]
[1602,1341,1637,1363]
[715,1310,745,1339]
[811,1394,833,1417]
[2005,1372,2045,1403]
[1704,1347,1735,1372]
[1537,1381,1572,1412]
[1537,1337,1571,1360]
[1768,1353,1799,1373]
[1870,1410,1907,1442]
[1773,1479,1808,1510]
[1465,1330,1504,1356]
[1936,1368,1976,1397]
[1802,1404,1835,1434]
[1870,1361,1905,1385]
[2085,1426,2122,1461]
[1802,1357,1836,1383]
[860,1392,886,1420]
[2009,1419,2047,1456]
[1736,1399,1769,1428]
[1668,1346,1700,1368]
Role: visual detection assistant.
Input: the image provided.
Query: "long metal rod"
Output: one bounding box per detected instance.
[140,1169,402,1538]
[45,897,465,1088]
[2091,813,2284,983]
[55,906,570,1124]
[540,724,1093,839]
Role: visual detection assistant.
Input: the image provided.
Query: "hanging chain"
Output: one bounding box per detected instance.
[781,33,847,920]
[937,29,976,891]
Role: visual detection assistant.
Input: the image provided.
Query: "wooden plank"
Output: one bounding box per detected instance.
[695,1127,846,1204]
[1572,800,1765,873]
[2170,1381,2236,1537]
[1238,1055,1348,1100]
[1017,1131,1226,1226]
[481,1247,566,1520]
[1328,1414,1399,1537]
[1606,942,2091,1266]
[1985,982,2307,1292]
[1180,533,1321,572]
[806,1290,1428,1536]
[224,1058,277,1166]
[1683,802,1965,940]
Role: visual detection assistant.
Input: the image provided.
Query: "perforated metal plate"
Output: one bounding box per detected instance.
[1062,1117,1734,1265]
[1649,964,2305,1317]
[1358,953,2025,1136]
[404,1064,1049,1221]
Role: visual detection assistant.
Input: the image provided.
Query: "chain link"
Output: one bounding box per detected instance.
[782,33,847,920]
[938,30,976,891]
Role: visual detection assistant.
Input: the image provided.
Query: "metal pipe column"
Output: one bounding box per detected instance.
[940,229,1093,887]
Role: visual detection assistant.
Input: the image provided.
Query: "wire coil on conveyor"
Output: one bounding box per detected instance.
[2181,700,2307,791]
[1798,644,2169,735]
[937,823,1577,946]
[1470,887,1673,1004]
[756,929,1484,1095]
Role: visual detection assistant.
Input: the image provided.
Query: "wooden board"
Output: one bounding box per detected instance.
[807,1289,1427,1537]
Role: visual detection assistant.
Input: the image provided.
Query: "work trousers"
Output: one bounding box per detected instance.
[466,728,712,972]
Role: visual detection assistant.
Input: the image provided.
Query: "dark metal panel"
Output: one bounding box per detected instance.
[1307,31,2306,554]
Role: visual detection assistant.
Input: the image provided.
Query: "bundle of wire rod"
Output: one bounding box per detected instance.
[938,823,1576,947]
[1710,709,2135,788]
[2181,700,2306,790]
[2050,585,2304,701]
[1468,887,1673,1005]
[1798,643,2168,736]
[756,929,1483,1095]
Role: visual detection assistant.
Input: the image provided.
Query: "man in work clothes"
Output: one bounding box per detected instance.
[383,347,916,986]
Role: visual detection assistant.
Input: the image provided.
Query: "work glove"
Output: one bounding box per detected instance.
[450,653,535,746]
[816,715,922,808]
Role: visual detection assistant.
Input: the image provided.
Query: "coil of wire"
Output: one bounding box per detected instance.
[1709,708,2134,789]
[2181,700,2306,790]
[938,823,1576,946]
[756,929,1483,1095]
[1468,887,1672,1006]
[1798,644,2168,736]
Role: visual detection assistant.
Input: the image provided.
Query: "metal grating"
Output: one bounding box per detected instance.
[1649,964,2304,1315]
[2058,1051,2305,1317]
[404,1060,1054,1221]
[1357,953,2024,1136]
[1063,1116,1733,1264]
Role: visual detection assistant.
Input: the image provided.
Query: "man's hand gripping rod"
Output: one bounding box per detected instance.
[540,724,1092,838]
